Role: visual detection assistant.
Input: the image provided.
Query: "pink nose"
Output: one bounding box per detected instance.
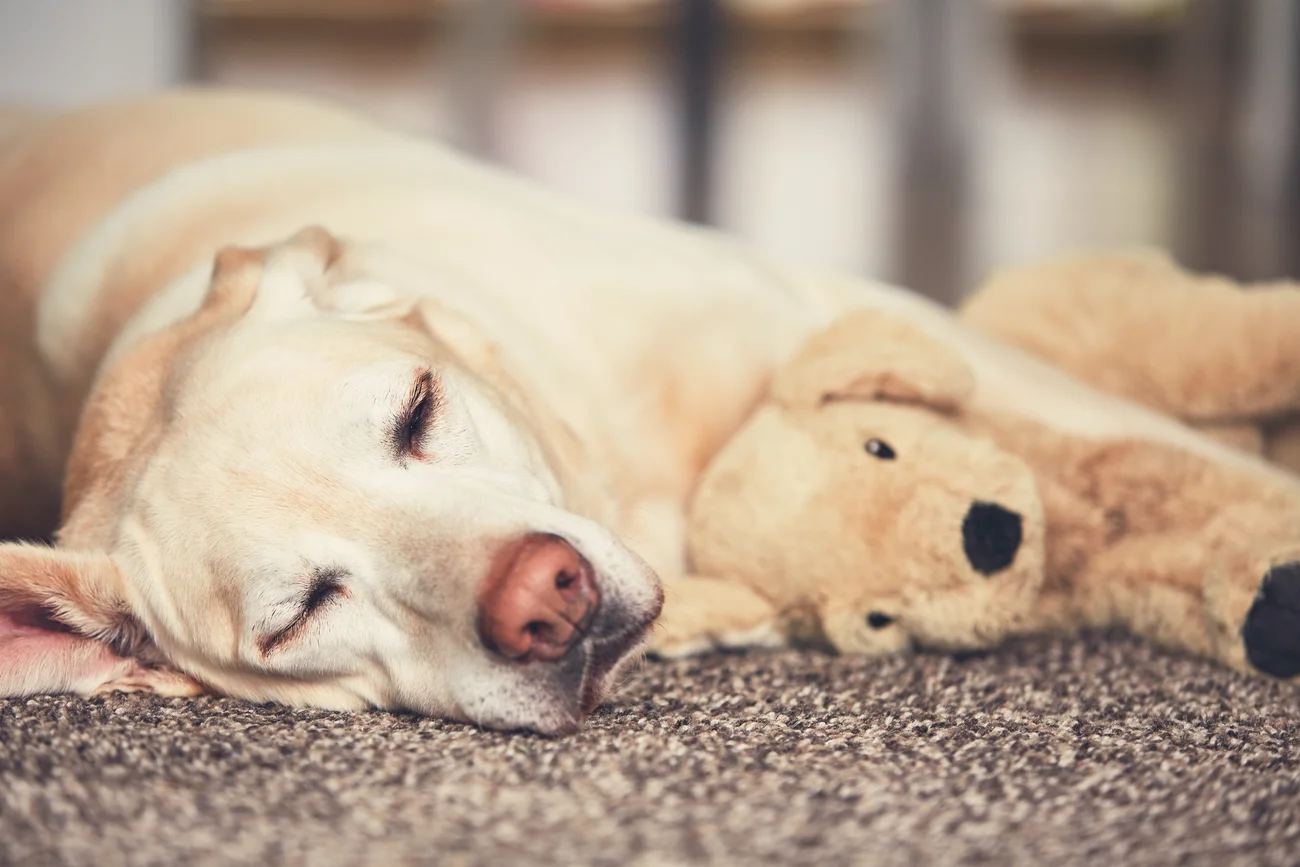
[477,534,600,663]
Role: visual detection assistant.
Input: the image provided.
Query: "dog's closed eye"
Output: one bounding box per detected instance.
[394,370,442,461]
[259,567,348,655]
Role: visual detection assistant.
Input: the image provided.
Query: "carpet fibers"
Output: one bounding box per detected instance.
[1,632,1298,866]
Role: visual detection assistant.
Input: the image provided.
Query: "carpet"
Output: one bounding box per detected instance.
[2,632,1297,866]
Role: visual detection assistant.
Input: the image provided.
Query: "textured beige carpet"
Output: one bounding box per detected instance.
[2,632,1298,866]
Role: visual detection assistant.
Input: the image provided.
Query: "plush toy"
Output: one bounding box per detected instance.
[963,250,1300,472]
[653,276,1300,683]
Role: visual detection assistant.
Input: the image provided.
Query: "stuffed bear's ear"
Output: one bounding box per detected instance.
[0,543,203,698]
[771,310,976,412]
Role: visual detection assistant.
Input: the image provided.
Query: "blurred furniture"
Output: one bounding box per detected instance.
[885,0,995,304]
[1176,0,1300,281]
[443,0,522,158]
[42,0,1297,299]
[676,0,724,224]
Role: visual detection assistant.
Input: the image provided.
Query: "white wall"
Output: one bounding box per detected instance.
[0,0,193,108]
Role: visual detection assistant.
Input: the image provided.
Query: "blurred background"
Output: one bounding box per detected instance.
[0,0,1295,304]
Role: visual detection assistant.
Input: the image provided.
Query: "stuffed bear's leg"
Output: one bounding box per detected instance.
[1061,500,1300,680]
[1052,534,1222,659]
[649,576,784,658]
[1204,540,1300,679]
[962,253,1300,425]
[1193,502,1300,678]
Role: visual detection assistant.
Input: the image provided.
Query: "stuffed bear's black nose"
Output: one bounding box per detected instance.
[962,501,1023,576]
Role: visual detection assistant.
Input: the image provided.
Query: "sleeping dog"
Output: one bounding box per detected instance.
[0,90,1281,734]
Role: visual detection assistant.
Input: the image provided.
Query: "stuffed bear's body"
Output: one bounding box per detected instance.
[656,296,1300,684]
[977,409,1300,677]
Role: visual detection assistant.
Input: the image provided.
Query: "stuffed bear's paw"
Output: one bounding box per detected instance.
[648,619,786,660]
[647,576,786,659]
[1242,561,1300,679]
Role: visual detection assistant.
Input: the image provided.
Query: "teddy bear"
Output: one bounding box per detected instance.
[652,290,1300,683]
[962,249,1300,472]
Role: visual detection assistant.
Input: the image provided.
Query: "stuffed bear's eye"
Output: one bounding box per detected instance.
[865,439,896,460]
[866,612,894,629]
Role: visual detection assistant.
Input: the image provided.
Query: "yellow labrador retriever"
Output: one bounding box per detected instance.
[0,90,1286,734]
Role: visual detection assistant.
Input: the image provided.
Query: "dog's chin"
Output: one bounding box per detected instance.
[453,629,654,737]
[541,630,652,736]
[579,635,649,716]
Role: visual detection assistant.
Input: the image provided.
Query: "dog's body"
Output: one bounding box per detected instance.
[0,90,1289,732]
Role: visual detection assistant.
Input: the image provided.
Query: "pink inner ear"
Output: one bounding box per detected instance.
[0,604,134,696]
[5,600,74,634]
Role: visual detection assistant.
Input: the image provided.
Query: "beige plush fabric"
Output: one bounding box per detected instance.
[2,633,1298,866]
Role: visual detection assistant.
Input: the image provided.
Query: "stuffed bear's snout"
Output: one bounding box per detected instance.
[961,501,1023,576]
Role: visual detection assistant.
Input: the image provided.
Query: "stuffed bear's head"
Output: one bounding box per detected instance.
[687,311,1046,656]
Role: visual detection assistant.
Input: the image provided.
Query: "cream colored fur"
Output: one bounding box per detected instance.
[1,91,1296,732]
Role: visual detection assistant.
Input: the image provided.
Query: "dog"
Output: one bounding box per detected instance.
[0,89,1286,734]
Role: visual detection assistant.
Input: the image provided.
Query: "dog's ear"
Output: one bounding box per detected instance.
[0,543,203,698]
[212,225,342,319]
[213,225,418,322]
[772,311,975,412]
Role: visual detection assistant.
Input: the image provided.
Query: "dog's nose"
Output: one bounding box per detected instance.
[961,501,1023,576]
[477,534,600,662]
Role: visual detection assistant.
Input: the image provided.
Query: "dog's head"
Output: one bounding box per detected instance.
[0,227,662,734]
